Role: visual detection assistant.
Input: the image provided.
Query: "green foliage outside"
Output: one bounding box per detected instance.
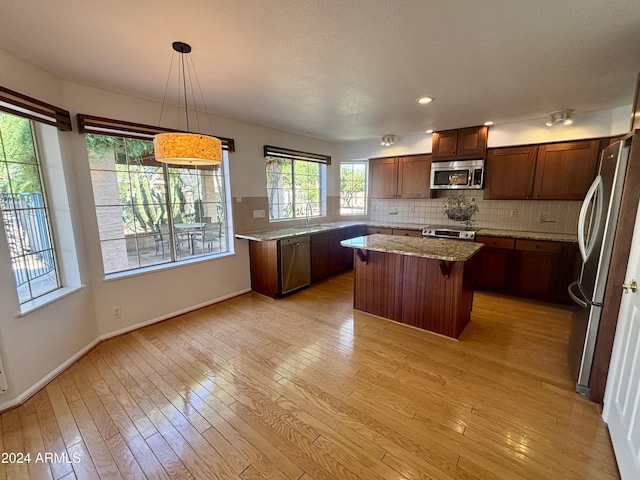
[266,157,321,219]
[340,163,366,208]
[0,112,40,194]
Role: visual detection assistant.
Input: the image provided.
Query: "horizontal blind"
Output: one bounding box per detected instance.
[77,114,235,152]
[264,145,331,165]
[0,85,72,131]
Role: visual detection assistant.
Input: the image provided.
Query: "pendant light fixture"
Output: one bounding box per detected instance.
[153,41,223,165]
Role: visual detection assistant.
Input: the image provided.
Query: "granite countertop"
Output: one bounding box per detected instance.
[235,221,578,243]
[477,228,578,243]
[340,234,483,262]
[234,221,364,241]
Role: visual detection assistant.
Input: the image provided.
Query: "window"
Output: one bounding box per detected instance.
[340,162,368,215]
[85,132,232,275]
[264,145,329,221]
[0,112,61,303]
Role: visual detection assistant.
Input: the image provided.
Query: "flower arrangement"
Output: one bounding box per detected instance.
[443,194,479,226]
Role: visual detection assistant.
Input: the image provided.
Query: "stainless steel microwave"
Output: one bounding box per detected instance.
[430,159,484,190]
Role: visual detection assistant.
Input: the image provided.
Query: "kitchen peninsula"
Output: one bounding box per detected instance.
[341,234,483,339]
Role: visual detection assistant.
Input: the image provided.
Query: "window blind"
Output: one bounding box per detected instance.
[0,85,72,131]
[263,145,331,165]
[77,114,235,152]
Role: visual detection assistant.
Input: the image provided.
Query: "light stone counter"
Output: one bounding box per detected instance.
[340,234,483,262]
[477,228,578,243]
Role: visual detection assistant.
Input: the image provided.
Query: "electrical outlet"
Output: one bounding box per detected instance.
[112,306,121,319]
[409,205,416,213]
[252,209,265,218]
[510,209,518,217]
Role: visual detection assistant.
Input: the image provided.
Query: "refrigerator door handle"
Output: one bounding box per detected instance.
[568,281,589,308]
[577,175,603,262]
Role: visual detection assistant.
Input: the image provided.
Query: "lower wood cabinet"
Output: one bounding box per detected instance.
[249,225,366,297]
[311,226,366,283]
[366,227,422,236]
[475,235,579,304]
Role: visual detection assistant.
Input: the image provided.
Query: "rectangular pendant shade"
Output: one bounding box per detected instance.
[153,132,223,165]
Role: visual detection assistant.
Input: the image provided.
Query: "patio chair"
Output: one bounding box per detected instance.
[153,223,170,257]
[197,222,223,252]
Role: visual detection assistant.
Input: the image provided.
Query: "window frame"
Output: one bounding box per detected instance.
[85,131,235,277]
[263,145,330,222]
[339,161,369,216]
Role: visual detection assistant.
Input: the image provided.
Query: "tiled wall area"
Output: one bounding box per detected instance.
[371,191,581,234]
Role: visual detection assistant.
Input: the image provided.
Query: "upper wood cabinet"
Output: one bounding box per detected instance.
[484,139,600,200]
[432,126,488,160]
[484,146,538,199]
[533,140,600,200]
[369,154,432,199]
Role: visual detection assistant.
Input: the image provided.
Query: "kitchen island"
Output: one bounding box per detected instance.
[341,234,483,339]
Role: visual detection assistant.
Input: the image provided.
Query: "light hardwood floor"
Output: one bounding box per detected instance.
[1,272,619,479]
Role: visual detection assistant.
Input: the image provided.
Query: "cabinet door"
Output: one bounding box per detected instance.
[367,227,393,235]
[474,236,515,290]
[369,157,398,198]
[484,146,538,199]
[310,232,330,283]
[397,154,432,198]
[512,240,562,299]
[533,140,600,200]
[456,126,488,157]
[431,130,458,159]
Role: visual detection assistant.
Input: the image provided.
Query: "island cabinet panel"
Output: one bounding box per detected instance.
[401,257,474,338]
[353,251,404,322]
[249,240,280,298]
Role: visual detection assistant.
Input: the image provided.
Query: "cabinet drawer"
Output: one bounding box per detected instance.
[515,239,562,253]
[392,228,422,237]
[367,227,393,235]
[476,236,515,249]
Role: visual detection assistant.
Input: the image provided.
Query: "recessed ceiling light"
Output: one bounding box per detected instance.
[484,121,494,126]
[425,129,434,134]
[416,97,434,104]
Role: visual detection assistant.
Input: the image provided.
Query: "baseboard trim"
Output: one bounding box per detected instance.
[0,287,252,413]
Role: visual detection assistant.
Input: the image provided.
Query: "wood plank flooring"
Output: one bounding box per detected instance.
[0,272,619,479]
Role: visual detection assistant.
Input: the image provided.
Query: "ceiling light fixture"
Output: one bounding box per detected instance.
[416,96,435,104]
[545,109,574,127]
[425,129,434,134]
[381,135,395,147]
[153,41,223,165]
[484,121,494,126]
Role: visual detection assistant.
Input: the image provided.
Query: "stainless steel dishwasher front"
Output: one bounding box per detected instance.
[279,235,311,294]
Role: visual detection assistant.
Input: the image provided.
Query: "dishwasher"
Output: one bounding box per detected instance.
[279,236,311,294]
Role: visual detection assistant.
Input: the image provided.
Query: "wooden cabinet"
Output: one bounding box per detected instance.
[475,235,579,304]
[533,140,600,200]
[311,226,365,283]
[474,235,515,290]
[366,227,422,237]
[248,240,280,298]
[369,157,398,199]
[484,140,600,200]
[432,126,488,160]
[484,146,538,199]
[369,155,432,199]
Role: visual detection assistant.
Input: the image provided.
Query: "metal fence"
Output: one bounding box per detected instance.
[1,192,55,286]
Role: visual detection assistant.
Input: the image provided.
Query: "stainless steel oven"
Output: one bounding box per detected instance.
[430,159,484,190]
[421,225,478,241]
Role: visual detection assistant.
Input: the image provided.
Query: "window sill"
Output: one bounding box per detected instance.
[19,285,86,317]
[103,250,236,282]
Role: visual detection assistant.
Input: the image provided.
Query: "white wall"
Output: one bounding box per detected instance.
[0,48,337,407]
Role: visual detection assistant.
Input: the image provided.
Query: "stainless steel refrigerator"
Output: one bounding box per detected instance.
[568,139,631,396]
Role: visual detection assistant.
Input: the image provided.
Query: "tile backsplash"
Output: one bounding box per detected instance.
[371,191,581,234]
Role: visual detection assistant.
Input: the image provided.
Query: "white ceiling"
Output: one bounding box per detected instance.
[2,0,640,142]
